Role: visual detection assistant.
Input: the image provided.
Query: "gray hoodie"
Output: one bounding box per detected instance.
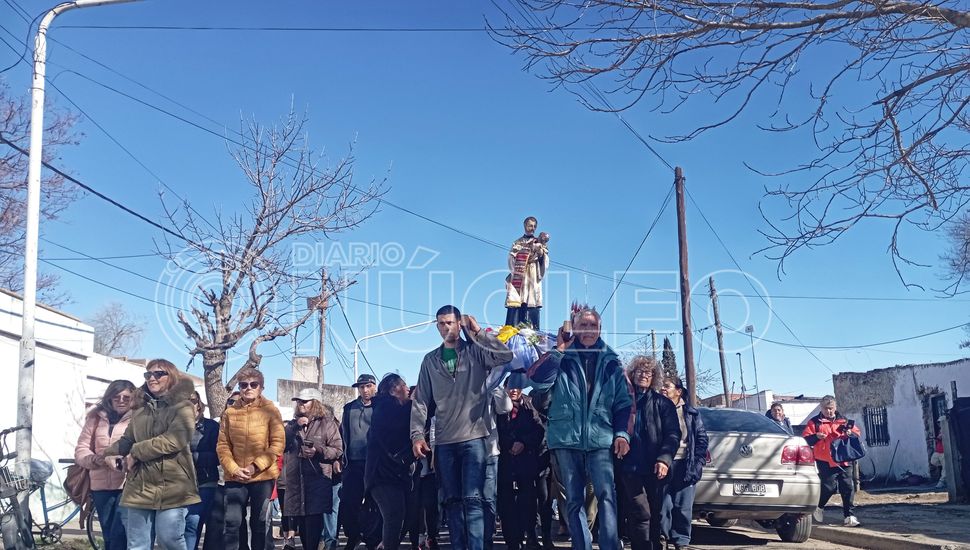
[410,332,514,446]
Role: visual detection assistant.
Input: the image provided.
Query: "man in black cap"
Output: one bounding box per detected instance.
[340,374,378,550]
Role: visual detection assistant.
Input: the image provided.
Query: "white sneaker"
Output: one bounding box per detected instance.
[812,507,825,523]
[843,516,860,527]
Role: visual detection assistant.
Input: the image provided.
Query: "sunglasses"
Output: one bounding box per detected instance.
[144,370,169,380]
[111,394,133,402]
[238,381,260,390]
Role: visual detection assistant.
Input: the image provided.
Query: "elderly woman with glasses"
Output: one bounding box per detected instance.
[217,367,285,550]
[102,359,201,550]
[74,379,137,550]
[616,356,681,550]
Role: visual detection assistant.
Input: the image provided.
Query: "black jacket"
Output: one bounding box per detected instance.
[497,395,546,457]
[365,394,415,490]
[676,403,709,488]
[191,417,220,486]
[619,389,681,475]
[341,398,373,462]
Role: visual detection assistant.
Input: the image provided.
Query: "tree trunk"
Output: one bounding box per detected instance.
[203,349,229,418]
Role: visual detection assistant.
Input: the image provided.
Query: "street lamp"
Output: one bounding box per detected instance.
[735,352,748,411]
[352,320,436,379]
[745,324,762,410]
[17,0,143,482]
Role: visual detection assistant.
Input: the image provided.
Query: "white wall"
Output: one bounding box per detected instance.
[848,360,970,482]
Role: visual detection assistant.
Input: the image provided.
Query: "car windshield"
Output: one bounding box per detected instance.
[699,408,790,435]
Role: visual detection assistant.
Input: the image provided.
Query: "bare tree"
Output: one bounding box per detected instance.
[942,212,970,346]
[0,81,79,304]
[89,301,146,356]
[161,108,385,416]
[492,1,969,285]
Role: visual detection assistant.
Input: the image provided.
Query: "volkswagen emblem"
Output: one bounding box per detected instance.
[739,444,754,457]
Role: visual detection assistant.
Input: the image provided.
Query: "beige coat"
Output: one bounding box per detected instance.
[74,408,132,491]
[505,235,548,308]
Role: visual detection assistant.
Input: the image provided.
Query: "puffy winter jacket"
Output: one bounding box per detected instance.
[528,338,633,452]
[74,408,132,491]
[282,414,343,516]
[217,395,285,482]
[103,378,201,510]
[802,412,861,467]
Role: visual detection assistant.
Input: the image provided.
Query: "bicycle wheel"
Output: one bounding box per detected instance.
[86,505,101,550]
[3,495,34,549]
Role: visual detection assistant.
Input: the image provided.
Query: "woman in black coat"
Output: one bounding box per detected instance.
[617,356,681,550]
[660,376,709,550]
[365,373,415,550]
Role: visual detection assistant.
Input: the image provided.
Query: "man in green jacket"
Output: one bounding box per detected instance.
[528,306,633,550]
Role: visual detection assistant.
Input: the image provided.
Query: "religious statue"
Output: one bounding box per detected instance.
[505,216,549,329]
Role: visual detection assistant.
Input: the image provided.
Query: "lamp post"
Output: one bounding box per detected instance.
[736,352,748,411]
[745,324,762,410]
[17,0,142,484]
[353,320,435,379]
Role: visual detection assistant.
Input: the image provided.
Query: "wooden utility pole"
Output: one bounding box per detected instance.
[709,277,731,408]
[305,272,330,391]
[675,167,697,406]
[650,330,657,360]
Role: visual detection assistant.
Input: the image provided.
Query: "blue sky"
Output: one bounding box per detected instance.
[1,0,967,401]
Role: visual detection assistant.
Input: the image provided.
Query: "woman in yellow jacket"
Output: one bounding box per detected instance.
[217,367,286,550]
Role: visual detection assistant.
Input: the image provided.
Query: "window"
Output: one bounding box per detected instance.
[863,406,890,447]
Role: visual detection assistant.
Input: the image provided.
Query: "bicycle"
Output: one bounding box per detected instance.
[0,428,100,549]
[0,425,34,549]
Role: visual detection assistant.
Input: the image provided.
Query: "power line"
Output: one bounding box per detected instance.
[58,24,680,33]
[684,189,836,374]
[40,259,180,310]
[736,322,969,351]
[602,182,675,311]
[328,282,376,377]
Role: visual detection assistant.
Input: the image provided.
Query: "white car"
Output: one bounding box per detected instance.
[693,407,821,543]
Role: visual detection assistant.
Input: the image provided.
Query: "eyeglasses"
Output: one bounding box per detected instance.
[111,395,133,402]
[144,370,169,380]
[238,381,260,390]
[634,370,654,377]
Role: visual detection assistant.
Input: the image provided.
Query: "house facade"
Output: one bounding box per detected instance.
[833,359,970,482]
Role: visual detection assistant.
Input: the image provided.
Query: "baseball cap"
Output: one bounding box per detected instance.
[292,388,324,402]
[352,374,377,388]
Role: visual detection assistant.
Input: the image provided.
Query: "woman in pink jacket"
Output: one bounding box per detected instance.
[74,380,136,550]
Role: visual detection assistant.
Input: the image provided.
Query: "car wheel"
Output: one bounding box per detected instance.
[776,513,812,543]
[706,518,738,528]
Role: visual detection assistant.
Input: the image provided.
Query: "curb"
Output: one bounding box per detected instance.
[811,525,970,550]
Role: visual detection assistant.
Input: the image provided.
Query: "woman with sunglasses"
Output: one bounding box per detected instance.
[74,379,137,550]
[281,388,343,550]
[616,356,681,550]
[216,367,285,550]
[102,359,200,550]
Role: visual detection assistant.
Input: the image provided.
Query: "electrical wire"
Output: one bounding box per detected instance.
[328,282,376,376]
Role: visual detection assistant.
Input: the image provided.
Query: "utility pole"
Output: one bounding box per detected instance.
[317,272,328,391]
[650,330,657,360]
[17,0,140,490]
[745,325,762,410]
[709,277,731,408]
[675,167,697,406]
[736,352,748,411]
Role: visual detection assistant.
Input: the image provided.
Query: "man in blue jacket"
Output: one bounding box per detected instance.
[527,306,633,550]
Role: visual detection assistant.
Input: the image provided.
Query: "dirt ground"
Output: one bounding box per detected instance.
[821,485,970,544]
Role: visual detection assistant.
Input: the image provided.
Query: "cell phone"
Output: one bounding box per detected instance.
[302,440,314,448]
[114,458,123,470]
[561,320,572,341]
[846,420,855,430]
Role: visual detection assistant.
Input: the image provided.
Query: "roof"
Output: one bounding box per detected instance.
[834,357,970,379]
[0,287,83,323]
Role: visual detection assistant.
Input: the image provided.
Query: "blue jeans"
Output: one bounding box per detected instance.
[554,449,620,550]
[483,455,498,550]
[90,490,126,550]
[185,487,217,550]
[322,482,341,550]
[127,507,187,550]
[436,438,487,550]
[661,461,696,546]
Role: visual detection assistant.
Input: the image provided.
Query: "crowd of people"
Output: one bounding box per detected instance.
[72,303,862,550]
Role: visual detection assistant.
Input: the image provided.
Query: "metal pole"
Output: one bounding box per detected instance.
[353,320,435,380]
[17,0,140,486]
[674,167,697,406]
[746,325,761,410]
[650,329,657,360]
[736,352,748,411]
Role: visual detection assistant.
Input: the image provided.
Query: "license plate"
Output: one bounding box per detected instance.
[733,481,767,495]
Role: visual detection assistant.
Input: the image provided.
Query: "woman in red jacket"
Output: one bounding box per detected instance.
[802,396,861,527]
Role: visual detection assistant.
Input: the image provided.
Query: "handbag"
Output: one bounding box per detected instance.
[65,416,98,527]
[831,434,867,463]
